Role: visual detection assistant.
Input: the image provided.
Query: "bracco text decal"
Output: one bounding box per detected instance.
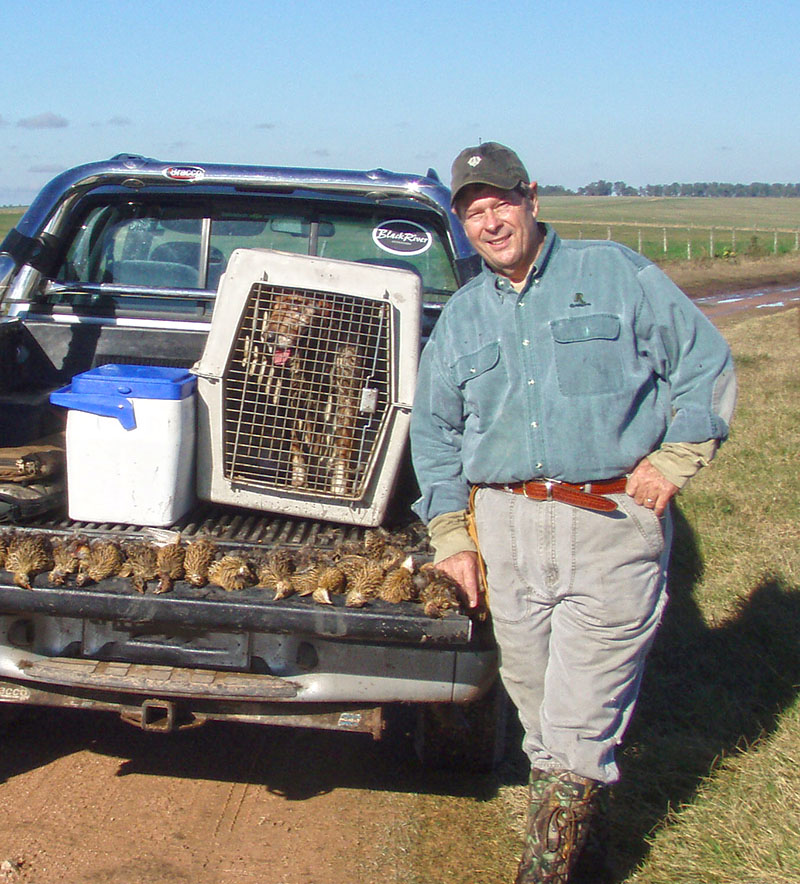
[164,166,206,182]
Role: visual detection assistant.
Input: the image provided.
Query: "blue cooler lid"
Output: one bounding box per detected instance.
[50,364,196,430]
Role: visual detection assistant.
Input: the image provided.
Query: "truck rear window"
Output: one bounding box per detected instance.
[52,200,458,313]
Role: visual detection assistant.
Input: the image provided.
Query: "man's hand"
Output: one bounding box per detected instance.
[625,458,679,517]
[432,550,482,609]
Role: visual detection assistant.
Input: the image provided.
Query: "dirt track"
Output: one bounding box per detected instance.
[0,707,408,884]
[0,286,797,884]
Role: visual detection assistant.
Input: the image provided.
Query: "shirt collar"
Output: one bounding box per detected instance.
[483,223,559,300]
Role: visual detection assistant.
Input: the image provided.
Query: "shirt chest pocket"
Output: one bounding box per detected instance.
[448,341,505,421]
[550,313,624,396]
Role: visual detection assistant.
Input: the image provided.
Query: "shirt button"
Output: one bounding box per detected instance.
[522,339,530,346]
[531,421,538,428]
[536,462,543,469]
[528,379,535,385]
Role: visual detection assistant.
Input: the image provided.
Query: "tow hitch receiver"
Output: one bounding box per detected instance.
[122,699,202,732]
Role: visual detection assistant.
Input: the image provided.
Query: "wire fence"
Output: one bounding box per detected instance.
[551,221,800,263]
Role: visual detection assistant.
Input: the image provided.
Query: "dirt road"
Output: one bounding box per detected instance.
[691,281,800,320]
[0,285,797,884]
[0,707,413,884]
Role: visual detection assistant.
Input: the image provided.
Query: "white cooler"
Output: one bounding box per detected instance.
[50,364,196,526]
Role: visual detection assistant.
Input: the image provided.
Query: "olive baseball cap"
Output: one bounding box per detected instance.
[450,142,530,207]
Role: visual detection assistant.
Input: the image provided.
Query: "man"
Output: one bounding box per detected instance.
[410,142,735,883]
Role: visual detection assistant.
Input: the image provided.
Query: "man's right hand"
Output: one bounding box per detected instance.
[432,550,482,609]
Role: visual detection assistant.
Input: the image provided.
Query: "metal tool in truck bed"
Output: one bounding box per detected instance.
[0,155,502,764]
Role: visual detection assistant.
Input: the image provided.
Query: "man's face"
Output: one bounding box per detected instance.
[456,184,540,282]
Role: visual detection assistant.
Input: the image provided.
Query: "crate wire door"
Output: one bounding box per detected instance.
[194,248,421,526]
[224,281,391,500]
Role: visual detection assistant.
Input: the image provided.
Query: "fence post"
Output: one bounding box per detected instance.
[637,229,642,253]
[607,226,611,241]
[774,230,778,254]
[663,228,667,253]
[795,230,799,251]
[687,230,692,260]
[732,228,736,252]
[709,227,714,257]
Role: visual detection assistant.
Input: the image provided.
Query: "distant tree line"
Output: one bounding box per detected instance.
[539,181,800,197]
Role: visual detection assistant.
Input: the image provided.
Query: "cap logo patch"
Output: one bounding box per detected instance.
[467,156,482,167]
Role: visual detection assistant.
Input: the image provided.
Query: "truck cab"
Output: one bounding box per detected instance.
[0,156,501,765]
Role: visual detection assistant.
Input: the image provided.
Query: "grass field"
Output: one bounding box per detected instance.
[375,306,800,884]
[539,196,800,263]
[539,195,800,229]
[0,210,22,243]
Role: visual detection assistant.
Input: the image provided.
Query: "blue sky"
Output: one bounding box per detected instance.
[2,0,799,205]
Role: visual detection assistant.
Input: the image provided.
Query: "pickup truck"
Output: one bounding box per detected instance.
[0,155,503,766]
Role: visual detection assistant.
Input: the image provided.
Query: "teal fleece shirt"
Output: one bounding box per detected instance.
[410,225,736,523]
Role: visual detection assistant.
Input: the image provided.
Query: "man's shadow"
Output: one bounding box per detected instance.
[606,505,800,878]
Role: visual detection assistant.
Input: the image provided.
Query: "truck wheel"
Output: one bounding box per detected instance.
[413,679,509,772]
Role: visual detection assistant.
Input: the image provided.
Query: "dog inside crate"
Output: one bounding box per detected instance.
[224,282,390,499]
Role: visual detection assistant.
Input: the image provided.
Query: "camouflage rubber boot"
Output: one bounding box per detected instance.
[514,768,599,884]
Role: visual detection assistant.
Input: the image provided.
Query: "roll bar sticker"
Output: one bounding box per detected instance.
[164,166,206,182]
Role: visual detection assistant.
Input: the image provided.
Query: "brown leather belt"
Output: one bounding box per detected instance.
[485,477,629,512]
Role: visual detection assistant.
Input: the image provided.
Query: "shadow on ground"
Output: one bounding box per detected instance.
[607,505,800,880]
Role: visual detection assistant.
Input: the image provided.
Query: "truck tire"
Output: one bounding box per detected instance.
[413,678,509,772]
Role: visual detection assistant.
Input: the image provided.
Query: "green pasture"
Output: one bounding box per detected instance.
[539,195,800,228]
[540,196,800,263]
[0,209,22,242]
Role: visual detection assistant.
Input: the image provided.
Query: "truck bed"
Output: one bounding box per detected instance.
[0,502,474,646]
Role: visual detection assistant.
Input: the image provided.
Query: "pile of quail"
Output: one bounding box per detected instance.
[0,527,464,619]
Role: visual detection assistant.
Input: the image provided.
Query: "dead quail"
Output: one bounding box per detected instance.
[312,565,346,605]
[419,569,462,619]
[5,533,53,589]
[380,556,417,604]
[333,537,370,559]
[76,539,124,586]
[334,553,372,581]
[155,540,185,594]
[207,555,256,592]
[363,528,389,557]
[0,530,10,569]
[119,542,159,593]
[345,562,385,608]
[378,543,406,571]
[183,538,218,587]
[257,550,296,600]
[48,536,83,585]
[292,566,321,597]
[412,561,439,594]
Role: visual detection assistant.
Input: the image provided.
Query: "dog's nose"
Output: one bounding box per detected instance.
[266,331,275,343]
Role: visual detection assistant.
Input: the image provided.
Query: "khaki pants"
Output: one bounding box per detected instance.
[473,487,671,784]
